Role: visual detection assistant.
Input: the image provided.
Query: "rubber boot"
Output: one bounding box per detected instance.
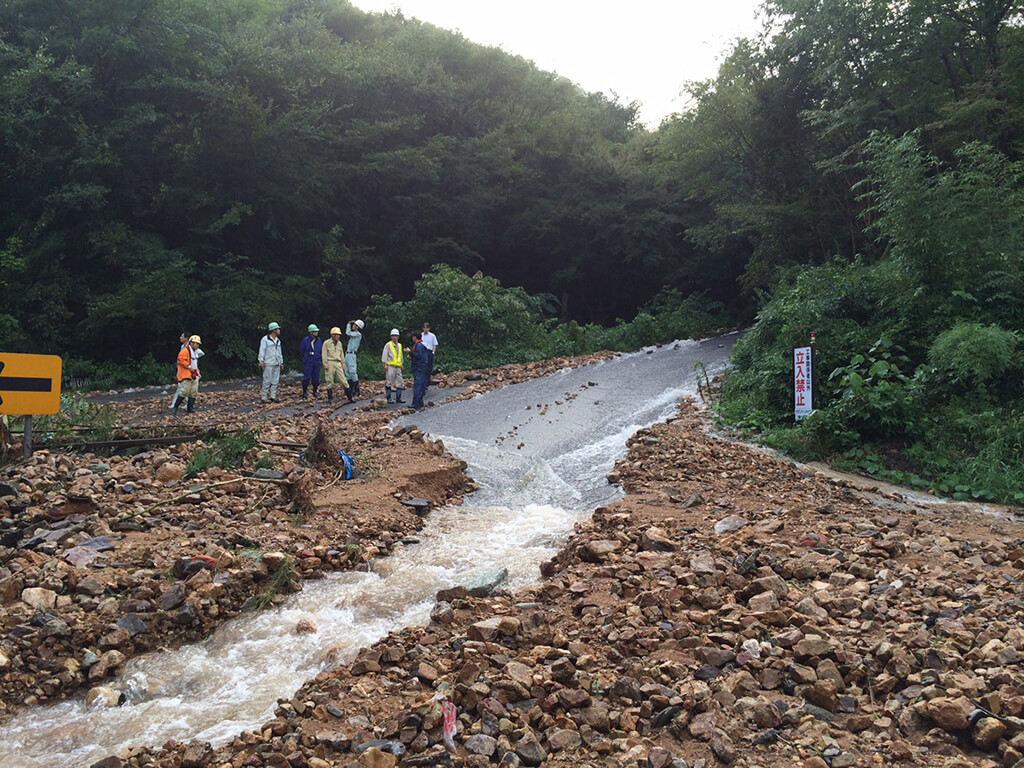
[395,388,405,404]
[172,396,181,416]
[353,380,360,398]
[327,389,334,405]
[312,385,318,400]
[186,398,195,414]
[302,384,308,398]
[345,385,354,403]
[386,387,393,404]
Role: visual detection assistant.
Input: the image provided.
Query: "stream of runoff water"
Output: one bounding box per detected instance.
[0,335,737,767]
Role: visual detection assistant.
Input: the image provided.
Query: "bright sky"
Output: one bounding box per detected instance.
[348,0,766,127]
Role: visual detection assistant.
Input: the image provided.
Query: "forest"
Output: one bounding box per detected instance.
[3,0,1024,501]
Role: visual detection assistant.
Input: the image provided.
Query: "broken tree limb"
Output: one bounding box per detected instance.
[119,476,293,521]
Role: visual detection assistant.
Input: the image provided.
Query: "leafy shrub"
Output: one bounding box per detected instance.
[928,322,1017,393]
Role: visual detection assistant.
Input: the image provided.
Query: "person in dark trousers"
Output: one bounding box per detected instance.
[410,331,430,410]
[301,324,323,399]
[381,328,405,403]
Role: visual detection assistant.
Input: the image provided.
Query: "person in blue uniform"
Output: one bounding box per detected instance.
[300,324,323,399]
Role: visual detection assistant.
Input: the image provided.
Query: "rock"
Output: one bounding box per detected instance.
[88,650,126,681]
[714,515,749,534]
[467,617,505,642]
[641,528,676,551]
[416,662,438,682]
[181,741,214,768]
[358,747,397,768]
[794,634,830,657]
[430,601,455,624]
[748,591,780,612]
[157,583,186,611]
[262,551,289,570]
[580,540,620,562]
[436,585,468,602]
[155,463,186,484]
[922,695,974,731]
[253,468,287,480]
[515,732,546,766]
[547,729,581,751]
[465,734,498,756]
[116,614,147,636]
[461,567,508,597]
[576,705,611,732]
[21,587,57,610]
[76,575,107,596]
[648,747,674,768]
[98,628,131,650]
[710,728,737,763]
[793,597,828,621]
[0,649,8,669]
[972,716,1006,750]
[400,498,431,515]
[85,686,123,708]
[78,536,115,551]
[804,680,839,713]
[689,712,717,740]
[296,618,317,634]
[89,757,123,768]
[64,546,100,568]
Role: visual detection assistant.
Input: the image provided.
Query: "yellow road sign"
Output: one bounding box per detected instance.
[0,353,62,415]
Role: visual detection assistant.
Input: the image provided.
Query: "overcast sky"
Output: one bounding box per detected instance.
[348,0,767,127]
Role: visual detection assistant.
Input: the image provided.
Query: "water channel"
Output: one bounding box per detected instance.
[0,335,737,767]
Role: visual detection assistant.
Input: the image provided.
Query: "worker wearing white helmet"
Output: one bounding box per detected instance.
[346,319,364,398]
[381,328,406,404]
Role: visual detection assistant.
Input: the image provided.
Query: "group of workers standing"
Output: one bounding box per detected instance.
[258,320,365,404]
[257,320,438,409]
[172,321,439,414]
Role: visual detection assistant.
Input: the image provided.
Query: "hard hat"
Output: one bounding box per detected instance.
[389,328,400,336]
[189,335,202,344]
[355,319,364,329]
[330,326,342,336]
[268,322,280,332]
[308,324,319,333]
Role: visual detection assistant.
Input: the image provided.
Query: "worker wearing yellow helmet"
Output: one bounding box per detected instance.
[322,326,353,406]
[173,335,202,415]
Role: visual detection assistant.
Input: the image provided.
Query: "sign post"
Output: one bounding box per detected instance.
[0,353,63,457]
[793,335,815,420]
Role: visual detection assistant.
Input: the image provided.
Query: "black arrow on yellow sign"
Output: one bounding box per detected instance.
[0,361,53,406]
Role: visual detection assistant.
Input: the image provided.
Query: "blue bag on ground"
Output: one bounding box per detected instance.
[337,449,354,480]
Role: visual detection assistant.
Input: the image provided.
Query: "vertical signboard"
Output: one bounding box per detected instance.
[794,345,813,420]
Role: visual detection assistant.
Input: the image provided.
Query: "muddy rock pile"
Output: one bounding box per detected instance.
[0,413,471,714]
[108,404,1024,768]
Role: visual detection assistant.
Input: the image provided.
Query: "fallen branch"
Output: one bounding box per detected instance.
[120,476,293,520]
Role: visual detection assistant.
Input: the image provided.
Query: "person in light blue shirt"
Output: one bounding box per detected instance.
[258,322,284,403]
[346,319,363,399]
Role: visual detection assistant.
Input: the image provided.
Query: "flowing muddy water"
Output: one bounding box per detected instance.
[1,335,737,767]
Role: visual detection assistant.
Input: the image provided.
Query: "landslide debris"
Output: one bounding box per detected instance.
[113,402,1024,768]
